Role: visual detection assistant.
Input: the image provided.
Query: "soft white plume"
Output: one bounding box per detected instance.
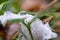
[0,11,58,40]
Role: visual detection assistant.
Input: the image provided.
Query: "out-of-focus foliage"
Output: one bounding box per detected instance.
[0,0,21,15]
[11,0,21,13]
[0,0,8,4]
[52,1,60,12]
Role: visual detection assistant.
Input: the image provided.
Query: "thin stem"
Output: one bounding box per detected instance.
[28,27,34,40]
[23,21,34,40]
